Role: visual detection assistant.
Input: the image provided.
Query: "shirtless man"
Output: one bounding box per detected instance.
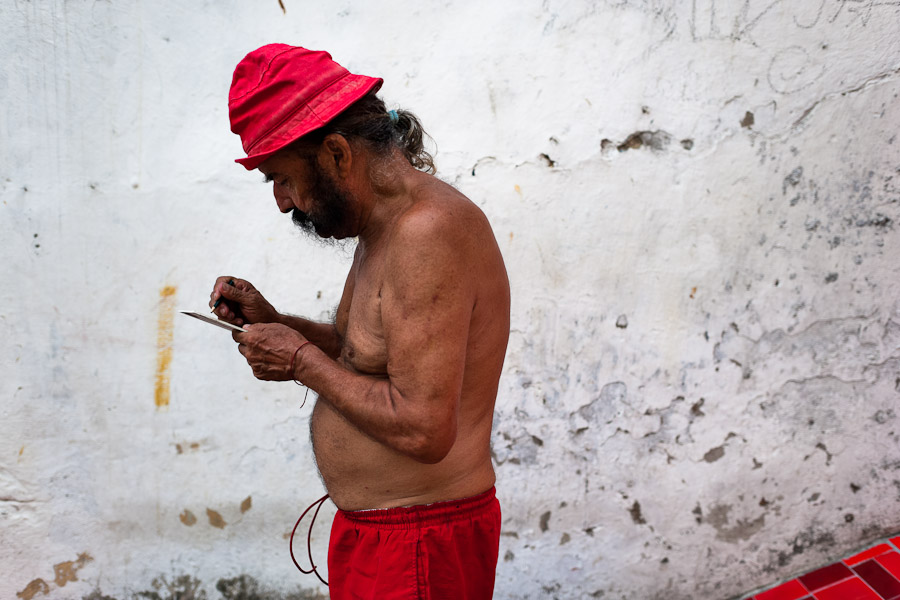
[210,44,510,598]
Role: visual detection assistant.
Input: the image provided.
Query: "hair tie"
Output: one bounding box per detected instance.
[388,109,399,124]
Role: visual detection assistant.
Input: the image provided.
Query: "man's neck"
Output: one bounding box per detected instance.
[355,155,422,246]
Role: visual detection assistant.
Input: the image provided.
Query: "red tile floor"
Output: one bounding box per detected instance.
[744,537,900,600]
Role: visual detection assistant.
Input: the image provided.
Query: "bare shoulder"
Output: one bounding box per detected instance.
[391,176,496,254]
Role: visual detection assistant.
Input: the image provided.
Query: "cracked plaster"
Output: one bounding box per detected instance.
[2,1,900,599]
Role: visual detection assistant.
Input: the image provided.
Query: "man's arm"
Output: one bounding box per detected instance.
[292,205,476,463]
[276,314,342,360]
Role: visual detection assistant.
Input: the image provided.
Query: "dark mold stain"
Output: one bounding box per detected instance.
[740,111,755,128]
[503,550,515,562]
[681,138,694,150]
[539,510,551,532]
[690,398,705,417]
[783,166,803,194]
[217,574,327,599]
[539,153,556,167]
[94,573,330,600]
[707,504,765,543]
[629,501,646,525]
[874,409,895,424]
[133,575,204,600]
[772,528,836,569]
[813,442,833,466]
[83,591,118,600]
[704,446,725,463]
[615,314,628,328]
[824,273,839,284]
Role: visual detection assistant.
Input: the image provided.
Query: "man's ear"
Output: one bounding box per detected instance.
[319,134,353,179]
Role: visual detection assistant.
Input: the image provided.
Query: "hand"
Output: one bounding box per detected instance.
[233,323,310,381]
[209,277,279,326]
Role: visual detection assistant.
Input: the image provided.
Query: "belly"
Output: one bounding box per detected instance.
[309,397,495,511]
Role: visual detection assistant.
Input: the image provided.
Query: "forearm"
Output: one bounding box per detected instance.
[294,345,456,463]
[277,314,342,359]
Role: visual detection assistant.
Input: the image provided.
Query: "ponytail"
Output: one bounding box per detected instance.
[309,91,436,174]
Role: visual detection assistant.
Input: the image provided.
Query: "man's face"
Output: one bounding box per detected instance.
[259,150,355,240]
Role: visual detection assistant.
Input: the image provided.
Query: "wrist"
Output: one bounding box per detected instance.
[289,341,313,383]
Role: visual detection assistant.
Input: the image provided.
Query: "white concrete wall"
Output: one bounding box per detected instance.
[2,2,899,599]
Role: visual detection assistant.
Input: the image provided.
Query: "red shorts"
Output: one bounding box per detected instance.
[327,487,501,600]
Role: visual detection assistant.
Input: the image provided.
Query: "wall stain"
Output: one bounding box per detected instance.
[616,130,672,152]
[539,510,551,532]
[629,501,647,525]
[53,552,93,587]
[137,574,203,600]
[704,446,726,462]
[179,509,197,526]
[707,504,765,543]
[155,286,177,409]
[207,508,227,529]
[240,496,252,513]
[175,441,201,454]
[216,574,329,599]
[16,579,49,600]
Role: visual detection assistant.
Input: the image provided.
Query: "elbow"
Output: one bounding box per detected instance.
[406,426,457,465]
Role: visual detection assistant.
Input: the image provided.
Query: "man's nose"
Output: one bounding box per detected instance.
[273,183,293,213]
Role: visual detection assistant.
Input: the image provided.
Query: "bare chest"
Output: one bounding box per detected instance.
[335,254,388,376]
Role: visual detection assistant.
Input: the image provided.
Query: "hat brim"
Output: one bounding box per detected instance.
[235,74,383,170]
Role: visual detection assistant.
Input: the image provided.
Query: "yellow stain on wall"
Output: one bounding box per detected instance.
[155,286,177,409]
[16,579,50,600]
[53,552,93,587]
[207,508,227,529]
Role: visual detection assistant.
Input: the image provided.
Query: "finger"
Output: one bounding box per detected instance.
[218,279,245,301]
[211,276,236,303]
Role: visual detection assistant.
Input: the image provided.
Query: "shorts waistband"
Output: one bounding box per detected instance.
[337,486,497,529]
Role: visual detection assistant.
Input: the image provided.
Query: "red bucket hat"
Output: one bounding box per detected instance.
[229,44,383,170]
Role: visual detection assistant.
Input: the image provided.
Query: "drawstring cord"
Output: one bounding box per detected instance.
[289,493,330,586]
